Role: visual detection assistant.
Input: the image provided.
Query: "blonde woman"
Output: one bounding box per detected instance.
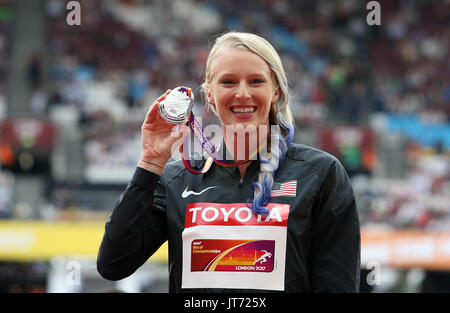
[98,32,360,292]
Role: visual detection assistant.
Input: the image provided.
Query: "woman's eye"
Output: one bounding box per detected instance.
[221,80,234,85]
[252,79,264,84]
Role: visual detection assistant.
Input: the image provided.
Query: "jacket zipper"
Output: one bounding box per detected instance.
[234,177,244,201]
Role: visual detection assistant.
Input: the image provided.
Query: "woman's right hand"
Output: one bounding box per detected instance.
[138,89,188,174]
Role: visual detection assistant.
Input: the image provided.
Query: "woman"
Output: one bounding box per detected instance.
[97,32,360,292]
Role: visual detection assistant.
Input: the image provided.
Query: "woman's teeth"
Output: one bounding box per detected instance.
[231,107,256,113]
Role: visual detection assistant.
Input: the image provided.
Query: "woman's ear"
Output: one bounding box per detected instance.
[272,87,280,104]
[206,88,216,109]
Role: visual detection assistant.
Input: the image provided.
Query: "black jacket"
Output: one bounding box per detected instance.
[97,143,361,292]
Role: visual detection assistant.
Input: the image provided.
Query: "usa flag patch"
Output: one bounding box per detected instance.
[271,180,297,197]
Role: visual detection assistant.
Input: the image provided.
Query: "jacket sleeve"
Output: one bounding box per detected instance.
[97,167,168,281]
[310,159,361,292]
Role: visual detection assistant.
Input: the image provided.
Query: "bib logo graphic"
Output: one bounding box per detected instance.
[253,250,272,265]
[191,240,275,272]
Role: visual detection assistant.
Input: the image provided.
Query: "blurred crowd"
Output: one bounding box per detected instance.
[354,142,449,230]
[41,0,449,228]
[0,0,446,228]
[0,0,12,120]
[371,1,449,117]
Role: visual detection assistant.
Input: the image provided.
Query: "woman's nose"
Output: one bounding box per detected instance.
[235,82,251,101]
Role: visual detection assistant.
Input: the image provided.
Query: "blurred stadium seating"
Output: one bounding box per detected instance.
[0,0,448,292]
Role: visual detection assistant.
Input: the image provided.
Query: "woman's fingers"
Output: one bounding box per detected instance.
[171,124,190,141]
[160,89,172,99]
[144,89,172,124]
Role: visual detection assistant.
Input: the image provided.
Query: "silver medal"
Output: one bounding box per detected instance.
[158,86,194,124]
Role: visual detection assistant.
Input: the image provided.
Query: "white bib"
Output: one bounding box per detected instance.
[181,202,289,291]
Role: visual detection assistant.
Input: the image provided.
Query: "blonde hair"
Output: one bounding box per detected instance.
[200,31,295,215]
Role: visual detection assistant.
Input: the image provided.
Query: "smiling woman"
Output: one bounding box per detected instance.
[200,32,295,215]
[97,31,361,293]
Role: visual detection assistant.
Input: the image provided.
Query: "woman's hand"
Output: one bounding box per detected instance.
[138,89,188,174]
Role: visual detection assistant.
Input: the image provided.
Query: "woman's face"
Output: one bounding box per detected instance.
[207,48,279,130]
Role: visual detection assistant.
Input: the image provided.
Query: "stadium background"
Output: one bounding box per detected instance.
[0,0,448,292]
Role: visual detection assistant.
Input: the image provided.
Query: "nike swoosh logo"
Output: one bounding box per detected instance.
[182,186,218,198]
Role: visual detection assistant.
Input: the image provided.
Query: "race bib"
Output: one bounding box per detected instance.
[182,202,289,290]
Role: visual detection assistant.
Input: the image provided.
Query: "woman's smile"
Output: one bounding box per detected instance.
[230,105,257,119]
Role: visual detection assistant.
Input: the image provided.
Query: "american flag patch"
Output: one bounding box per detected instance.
[271,180,297,197]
